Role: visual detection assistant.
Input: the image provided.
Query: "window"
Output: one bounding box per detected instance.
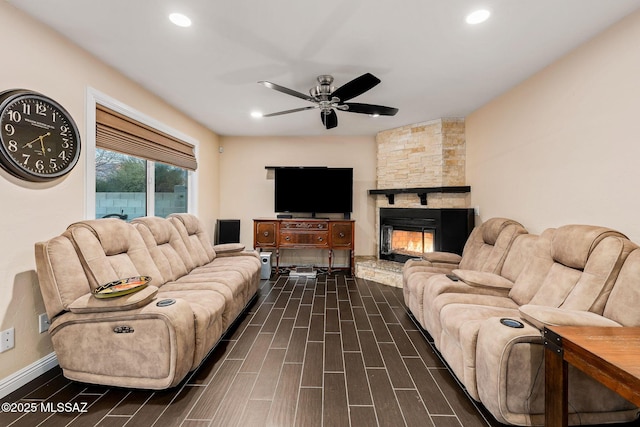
[95,149,188,220]
[86,88,199,220]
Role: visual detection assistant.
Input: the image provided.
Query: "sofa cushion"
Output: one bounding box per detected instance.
[132,217,191,282]
[481,217,521,245]
[66,220,165,290]
[603,248,640,326]
[550,225,626,270]
[459,218,527,273]
[35,236,91,320]
[168,213,216,268]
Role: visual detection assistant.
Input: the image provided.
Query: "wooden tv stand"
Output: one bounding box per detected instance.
[253,218,355,274]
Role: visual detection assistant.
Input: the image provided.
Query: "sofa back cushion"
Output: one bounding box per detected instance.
[508,228,556,305]
[168,213,216,268]
[498,233,540,283]
[66,219,165,289]
[35,235,91,320]
[550,225,626,270]
[459,218,527,273]
[525,225,630,313]
[560,235,635,313]
[132,216,191,282]
[602,248,640,326]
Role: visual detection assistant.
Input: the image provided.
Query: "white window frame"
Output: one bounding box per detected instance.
[85,87,199,219]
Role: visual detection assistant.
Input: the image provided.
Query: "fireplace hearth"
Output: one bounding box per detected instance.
[379,208,474,263]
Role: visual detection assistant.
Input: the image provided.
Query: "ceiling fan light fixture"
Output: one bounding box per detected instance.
[370,113,380,118]
[169,13,192,27]
[250,111,263,118]
[466,9,490,25]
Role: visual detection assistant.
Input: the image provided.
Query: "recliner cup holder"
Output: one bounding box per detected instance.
[500,318,524,328]
[156,299,176,307]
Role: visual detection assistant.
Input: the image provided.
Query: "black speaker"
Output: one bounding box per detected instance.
[215,219,240,244]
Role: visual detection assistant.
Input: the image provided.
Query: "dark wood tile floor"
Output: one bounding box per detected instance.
[2,274,638,427]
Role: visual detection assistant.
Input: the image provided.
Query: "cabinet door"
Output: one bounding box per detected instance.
[331,222,353,248]
[255,221,277,246]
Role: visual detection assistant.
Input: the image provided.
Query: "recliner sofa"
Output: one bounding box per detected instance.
[35,213,261,390]
[403,219,640,426]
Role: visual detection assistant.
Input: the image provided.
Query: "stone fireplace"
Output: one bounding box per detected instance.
[355,118,472,287]
[379,207,473,263]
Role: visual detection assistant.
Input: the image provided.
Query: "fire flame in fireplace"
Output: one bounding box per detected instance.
[391,230,434,256]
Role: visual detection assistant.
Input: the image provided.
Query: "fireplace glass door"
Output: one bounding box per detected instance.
[381,225,435,259]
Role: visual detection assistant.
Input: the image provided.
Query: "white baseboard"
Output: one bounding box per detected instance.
[0,352,58,399]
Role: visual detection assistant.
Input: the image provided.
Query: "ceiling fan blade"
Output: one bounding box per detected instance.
[259,81,314,102]
[331,73,381,102]
[263,106,318,117]
[321,109,338,129]
[343,102,399,116]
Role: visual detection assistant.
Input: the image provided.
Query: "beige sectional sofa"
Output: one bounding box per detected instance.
[35,213,261,390]
[403,219,640,426]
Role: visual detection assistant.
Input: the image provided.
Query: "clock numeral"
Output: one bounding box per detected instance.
[61,138,70,149]
[7,110,22,122]
[58,150,67,160]
[22,153,30,165]
[36,103,47,116]
[7,140,17,152]
[4,123,15,136]
[22,104,31,115]
[60,125,69,137]
[49,158,57,168]
[35,159,44,171]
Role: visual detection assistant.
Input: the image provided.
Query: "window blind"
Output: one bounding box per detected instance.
[96,104,197,171]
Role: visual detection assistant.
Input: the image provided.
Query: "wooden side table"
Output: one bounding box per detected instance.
[544,326,640,427]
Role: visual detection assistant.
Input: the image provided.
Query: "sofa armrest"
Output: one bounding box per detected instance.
[424,251,462,265]
[518,304,622,330]
[213,243,245,254]
[452,269,514,290]
[68,286,158,314]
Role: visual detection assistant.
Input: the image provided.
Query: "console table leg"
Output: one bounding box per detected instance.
[545,345,568,427]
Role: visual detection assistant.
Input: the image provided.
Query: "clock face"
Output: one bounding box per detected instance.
[0,90,81,181]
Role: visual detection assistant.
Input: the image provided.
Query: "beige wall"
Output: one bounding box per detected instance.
[218,135,377,262]
[466,10,640,242]
[0,3,220,380]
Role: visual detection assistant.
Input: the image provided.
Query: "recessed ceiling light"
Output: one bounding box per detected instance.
[251,111,263,119]
[466,9,490,25]
[169,13,192,27]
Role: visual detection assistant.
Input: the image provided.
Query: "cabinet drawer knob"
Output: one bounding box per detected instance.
[263,231,269,237]
[318,237,323,242]
[339,232,345,238]
[285,236,291,241]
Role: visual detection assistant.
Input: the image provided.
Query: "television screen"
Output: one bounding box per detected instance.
[274,167,353,214]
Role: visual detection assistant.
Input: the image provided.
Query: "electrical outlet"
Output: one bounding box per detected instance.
[0,328,15,353]
[474,206,480,216]
[39,313,50,333]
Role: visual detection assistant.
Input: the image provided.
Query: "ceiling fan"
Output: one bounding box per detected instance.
[258,73,398,129]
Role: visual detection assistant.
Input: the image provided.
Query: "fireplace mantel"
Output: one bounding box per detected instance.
[368,186,471,205]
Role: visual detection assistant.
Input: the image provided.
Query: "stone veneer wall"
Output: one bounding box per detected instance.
[374,118,469,210]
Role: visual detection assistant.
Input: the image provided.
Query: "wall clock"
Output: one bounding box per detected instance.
[0,89,81,182]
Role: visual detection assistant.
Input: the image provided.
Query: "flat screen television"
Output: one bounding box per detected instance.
[274,167,353,215]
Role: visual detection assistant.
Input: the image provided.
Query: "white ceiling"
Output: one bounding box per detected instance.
[9,0,640,136]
